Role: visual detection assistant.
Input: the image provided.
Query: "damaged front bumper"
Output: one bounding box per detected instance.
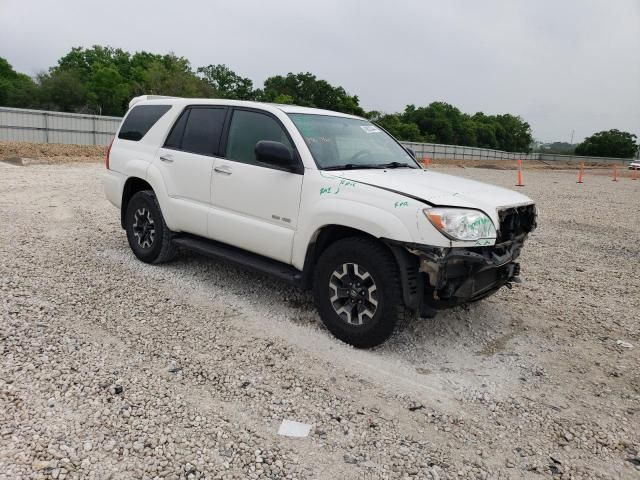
[414,238,524,309]
[386,234,529,316]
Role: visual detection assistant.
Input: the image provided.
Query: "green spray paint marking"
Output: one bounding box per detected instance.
[470,216,491,228]
[474,239,493,246]
[339,179,356,188]
[320,186,343,195]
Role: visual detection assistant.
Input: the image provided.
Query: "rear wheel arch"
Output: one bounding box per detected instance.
[121,177,153,229]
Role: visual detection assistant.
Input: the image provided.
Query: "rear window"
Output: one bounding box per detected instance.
[118,105,171,141]
[164,106,227,156]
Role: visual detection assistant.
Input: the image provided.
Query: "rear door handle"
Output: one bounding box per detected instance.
[160,154,174,163]
[214,166,232,175]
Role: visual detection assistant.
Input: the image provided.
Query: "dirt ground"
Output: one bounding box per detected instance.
[0,159,639,480]
[0,142,105,164]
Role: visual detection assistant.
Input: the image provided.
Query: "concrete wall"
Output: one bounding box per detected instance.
[0,107,120,146]
[0,106,635,164]
[400,141,632,165]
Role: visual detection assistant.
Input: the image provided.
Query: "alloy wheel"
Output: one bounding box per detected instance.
[329,263,378,326]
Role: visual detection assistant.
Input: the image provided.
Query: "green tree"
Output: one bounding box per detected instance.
[398,103,532,151]
[575,130,638,158]
[1,46,538,151]
[141,59,213,99]
[38,70,87,112]
[368,112,426,142]
[402,103,464,145]
[87,65,130,115]
[39,47,213,114]
[0,57,39,108]
[197,64,254,100]
[492,114,532,152]
[258,72,365,116]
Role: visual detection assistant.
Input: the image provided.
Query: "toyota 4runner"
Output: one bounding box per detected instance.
[103,95,537,348]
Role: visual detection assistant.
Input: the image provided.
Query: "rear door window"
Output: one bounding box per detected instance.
[118,105,171,141]
[165,106,227,156]
[164,109,189,149]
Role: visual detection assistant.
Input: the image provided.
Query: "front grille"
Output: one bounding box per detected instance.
[496,204,537,243]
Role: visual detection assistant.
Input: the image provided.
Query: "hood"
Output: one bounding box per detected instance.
[334,168,533,220]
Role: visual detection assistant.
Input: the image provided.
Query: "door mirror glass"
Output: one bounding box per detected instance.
[405,147,416,158]
[255,140,295,171]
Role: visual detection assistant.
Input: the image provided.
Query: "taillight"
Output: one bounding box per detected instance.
[106,139,114,170]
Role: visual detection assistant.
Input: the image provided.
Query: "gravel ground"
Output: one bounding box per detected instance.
[1,161,639,480]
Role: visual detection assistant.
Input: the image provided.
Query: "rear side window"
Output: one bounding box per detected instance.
[225,110,293,166]
[164,106,227,156]
[118,105,171,141]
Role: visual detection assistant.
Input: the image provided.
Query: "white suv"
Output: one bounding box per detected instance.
[104,95,537,347]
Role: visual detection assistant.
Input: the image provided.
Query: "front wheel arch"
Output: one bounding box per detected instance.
[300,225,379,290]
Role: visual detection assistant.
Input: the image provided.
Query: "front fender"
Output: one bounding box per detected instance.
[292,197,414,269]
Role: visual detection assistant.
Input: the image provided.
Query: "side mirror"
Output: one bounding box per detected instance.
[405,147,416,159]
[255,140,298,173]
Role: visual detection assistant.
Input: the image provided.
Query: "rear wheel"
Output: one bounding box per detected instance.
[313,237,407,348]
[124,190,176,264]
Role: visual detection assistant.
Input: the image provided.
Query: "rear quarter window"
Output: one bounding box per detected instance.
[118,105,172,141]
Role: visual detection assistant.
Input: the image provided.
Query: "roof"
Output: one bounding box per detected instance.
[128,95,363,120]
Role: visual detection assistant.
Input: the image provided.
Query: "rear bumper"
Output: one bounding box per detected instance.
[102,169,126,209]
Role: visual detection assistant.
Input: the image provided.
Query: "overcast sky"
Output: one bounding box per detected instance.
[1,0,639,142]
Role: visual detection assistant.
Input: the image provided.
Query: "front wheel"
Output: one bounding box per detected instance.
[124,190,176,264]
[313,237,407,348]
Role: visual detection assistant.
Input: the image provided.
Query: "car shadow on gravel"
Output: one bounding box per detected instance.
[101,244,530,399]
[182,250,524,380]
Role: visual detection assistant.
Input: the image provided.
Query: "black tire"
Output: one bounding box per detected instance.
[124,190,176,264]
[313,237,407,348]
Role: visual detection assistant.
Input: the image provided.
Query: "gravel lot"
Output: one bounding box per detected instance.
[1,160,639,480]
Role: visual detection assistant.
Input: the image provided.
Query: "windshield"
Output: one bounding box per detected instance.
[288,114,419,170]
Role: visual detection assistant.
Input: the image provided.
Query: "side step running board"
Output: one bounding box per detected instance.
[172,235,302,286]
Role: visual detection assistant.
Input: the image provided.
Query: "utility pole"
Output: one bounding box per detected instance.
[570,129,575,145]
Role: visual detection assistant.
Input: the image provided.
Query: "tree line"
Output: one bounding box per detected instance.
[1,46,637,157]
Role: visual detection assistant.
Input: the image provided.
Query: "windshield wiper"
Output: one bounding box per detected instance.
[322,162,416,171]
[376,161,417,169]
[322,164,369,171]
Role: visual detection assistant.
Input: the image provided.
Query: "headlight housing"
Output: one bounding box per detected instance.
[423,208,497,241]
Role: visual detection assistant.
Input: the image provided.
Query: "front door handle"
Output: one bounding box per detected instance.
[214,166,232,175]
[160,154,174,163]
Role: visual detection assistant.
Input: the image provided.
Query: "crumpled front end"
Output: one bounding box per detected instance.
[419,203,536,310]
[386,204,537,315]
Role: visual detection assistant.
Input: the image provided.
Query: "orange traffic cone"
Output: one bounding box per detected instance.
[516,159,524,187]
[613,164,618,182]
[423,156,430,168]
[577,162,584,183]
